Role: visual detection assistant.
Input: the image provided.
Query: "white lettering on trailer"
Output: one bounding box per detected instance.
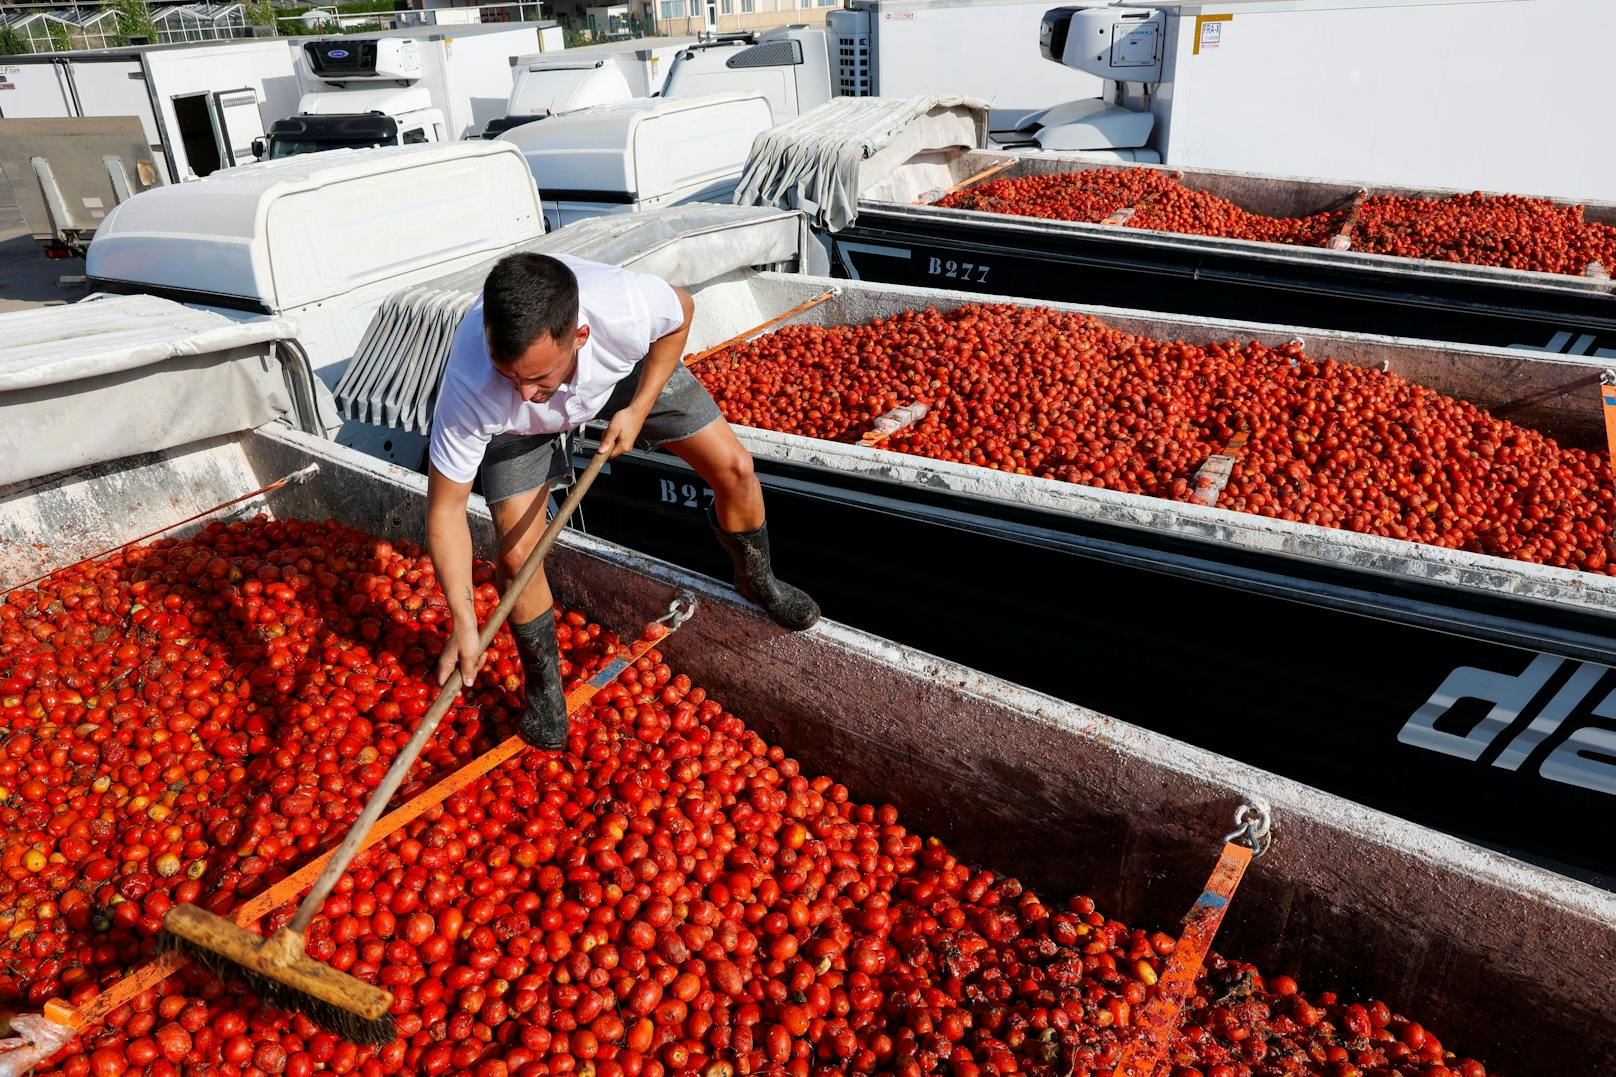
[926,256,991,284]
[1400,655,1616,795]
[834,242,911,282]
[658,479,714,509]
[1512,330,1616,359]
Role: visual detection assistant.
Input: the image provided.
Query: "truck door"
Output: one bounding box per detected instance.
[171,88,264,175]
[211,89,266,166]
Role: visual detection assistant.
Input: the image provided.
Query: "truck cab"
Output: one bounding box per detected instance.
[660,27,832,121]
[481,57,634,139]
[258,38,447,160]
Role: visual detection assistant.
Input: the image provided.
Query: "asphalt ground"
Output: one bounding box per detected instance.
[0,180,92,313]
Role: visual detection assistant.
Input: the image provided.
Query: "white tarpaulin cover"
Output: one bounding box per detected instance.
[336,204,813,434]
[732,96,990,231]
[0,295,301,487]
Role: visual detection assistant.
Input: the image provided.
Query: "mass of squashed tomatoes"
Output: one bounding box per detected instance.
[695,303,1615,575]
[937,168,1616,276]
[0,516,1497,1076]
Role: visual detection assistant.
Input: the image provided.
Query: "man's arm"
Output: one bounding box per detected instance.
[597,285,696,459]
[426,464,488,687]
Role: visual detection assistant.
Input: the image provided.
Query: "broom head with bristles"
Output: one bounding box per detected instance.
[161,904,396,1046]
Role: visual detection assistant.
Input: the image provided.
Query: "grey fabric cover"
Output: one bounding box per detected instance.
[0,295,302,486]
[731,95,990,231]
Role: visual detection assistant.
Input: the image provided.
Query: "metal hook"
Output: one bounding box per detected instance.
[655,592,699,631]
[1223,797,1273,858]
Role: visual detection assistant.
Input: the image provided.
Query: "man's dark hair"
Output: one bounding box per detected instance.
[482,253,580,363]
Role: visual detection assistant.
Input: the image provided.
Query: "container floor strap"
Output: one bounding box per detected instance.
[41,598,696,1036]
[858,401,929,447]
[684,289,839,367]
[1328,188,1369,252]
[1,465,321,598]
[1189,431,1248,507]
[1110,839,1255,1077]
[1602,374,1616,478]
[918,158,1016,205]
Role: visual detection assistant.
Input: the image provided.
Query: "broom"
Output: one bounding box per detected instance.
[161,452,608,1045]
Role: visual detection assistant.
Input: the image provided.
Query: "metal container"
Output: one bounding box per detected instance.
[571,272,1616,889]
[3,422,1612,1075]
[829,152,1616,358]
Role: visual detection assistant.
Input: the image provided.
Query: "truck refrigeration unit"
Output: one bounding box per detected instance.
[651,2,1105,127]
[655,0,1612,202]
[260,27,541,159]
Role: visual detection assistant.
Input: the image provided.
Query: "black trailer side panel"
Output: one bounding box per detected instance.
[831,213,1616,358]
[573,442,1616,891]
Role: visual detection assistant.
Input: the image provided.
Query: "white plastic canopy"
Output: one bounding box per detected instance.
[0,295,306,486]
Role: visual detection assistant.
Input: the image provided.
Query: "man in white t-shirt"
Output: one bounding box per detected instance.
[426,253,817,750]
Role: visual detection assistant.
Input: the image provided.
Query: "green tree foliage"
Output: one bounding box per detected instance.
[106,0,157,44]
[0,24,29,55]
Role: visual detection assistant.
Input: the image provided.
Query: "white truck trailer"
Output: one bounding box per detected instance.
[1019,0,1615,201]
[5,282,1612,1077]
[656,0,1614,203]
[0,40,300,183]
[261,26,543,158]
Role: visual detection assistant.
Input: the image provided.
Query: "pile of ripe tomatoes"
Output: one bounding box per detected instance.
[1,516,1498,1076]
[695,303,1616,575]
[937,168,1616,275]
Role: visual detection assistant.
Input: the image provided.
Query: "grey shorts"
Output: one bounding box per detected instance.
[481,361,722,503]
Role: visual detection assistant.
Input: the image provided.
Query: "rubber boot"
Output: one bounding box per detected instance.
[508,609,568,749]
[708,506,820,630]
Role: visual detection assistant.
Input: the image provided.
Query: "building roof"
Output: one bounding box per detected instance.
[2,9,72,27]
[50,7,120,26]
[150,4,210,22]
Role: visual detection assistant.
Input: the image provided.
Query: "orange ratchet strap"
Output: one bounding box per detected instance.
[1601,373,1616,477]
[1328,188,1369,252]
[43,595,697,1035]
[684,289,840,367]
[858,401,930,448]
[1110,801,1272,1077]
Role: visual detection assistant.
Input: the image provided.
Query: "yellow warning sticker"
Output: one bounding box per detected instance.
[1193,13,1232,55]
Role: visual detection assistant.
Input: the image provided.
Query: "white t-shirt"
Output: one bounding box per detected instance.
[428,255,686,483]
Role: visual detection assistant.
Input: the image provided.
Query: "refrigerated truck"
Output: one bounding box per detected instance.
[658,0,1614,203]
[0,40,300,184]
[271,24,547,153]
[1010,0,1615,202]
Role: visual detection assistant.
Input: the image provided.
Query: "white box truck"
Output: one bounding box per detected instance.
[0,40,300,183]
[998,0,1616,201]
[261,26,541,158]
[656,0,1613,202]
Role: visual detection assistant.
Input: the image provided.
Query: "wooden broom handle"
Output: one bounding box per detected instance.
[284,452,608,935]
